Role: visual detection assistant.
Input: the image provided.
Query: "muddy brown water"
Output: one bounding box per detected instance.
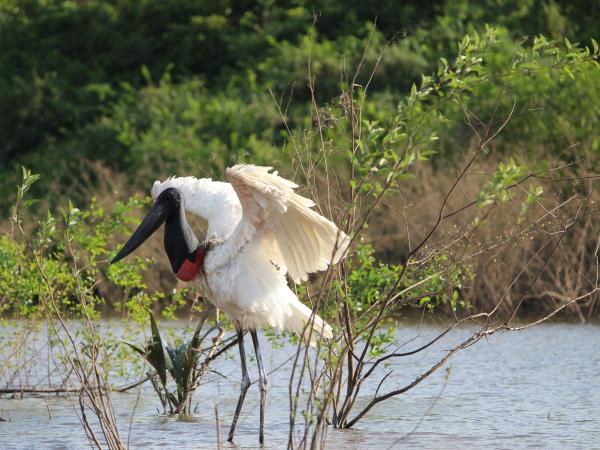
[0,321,598,449]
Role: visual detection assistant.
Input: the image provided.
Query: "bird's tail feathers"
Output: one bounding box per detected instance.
[287,299,333,345]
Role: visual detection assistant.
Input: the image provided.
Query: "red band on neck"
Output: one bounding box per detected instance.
[175,247,206,282]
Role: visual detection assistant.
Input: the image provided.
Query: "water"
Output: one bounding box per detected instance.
[1,321,599,449]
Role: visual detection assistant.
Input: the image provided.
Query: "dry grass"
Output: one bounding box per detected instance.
[364,149,600,320]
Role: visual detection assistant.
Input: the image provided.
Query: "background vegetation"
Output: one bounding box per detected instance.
[1,0,599,320]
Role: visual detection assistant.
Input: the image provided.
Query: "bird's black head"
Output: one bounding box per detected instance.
[111,187,200,276]
[156,187,182,209]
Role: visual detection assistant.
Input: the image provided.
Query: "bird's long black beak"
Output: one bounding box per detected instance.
[111,201,170,264]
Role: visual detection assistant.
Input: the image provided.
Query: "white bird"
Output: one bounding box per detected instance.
[111,164,349,443]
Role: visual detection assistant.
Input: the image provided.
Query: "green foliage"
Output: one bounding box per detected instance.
[335,245,470,314]
[0,235,40,316]
[335,245,400,314]
[83,77,283,178]
[478,158,528,206]
[328,244,471,357]
[125,312,204,414]
[126,314,173,386]
[1,1,599,212]
[1,168,190,320]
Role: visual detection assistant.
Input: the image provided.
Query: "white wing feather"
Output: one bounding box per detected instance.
[153,165,347,338]
[208,164,349,283]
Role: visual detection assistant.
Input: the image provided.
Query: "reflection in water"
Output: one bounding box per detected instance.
[0,321,599,448]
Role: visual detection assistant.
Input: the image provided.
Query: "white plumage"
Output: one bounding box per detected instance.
[151,164,349,339]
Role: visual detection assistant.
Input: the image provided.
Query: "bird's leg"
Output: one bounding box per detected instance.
[227,328,250,443]
[251,330,268,445]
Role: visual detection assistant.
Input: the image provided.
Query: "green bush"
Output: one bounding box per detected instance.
[1,167,190,321]
[3,0,598,191]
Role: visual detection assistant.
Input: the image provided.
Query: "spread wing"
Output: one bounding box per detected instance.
[206,164,349,283]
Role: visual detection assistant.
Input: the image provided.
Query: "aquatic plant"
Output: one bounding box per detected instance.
[125,313,223,414]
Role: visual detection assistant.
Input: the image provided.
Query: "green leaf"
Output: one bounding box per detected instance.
[419,296,431,306]
[166,343,188,385]
[167,392,179,407]
[123,341,145,356]
[141,65,152,83]
[563,66,575,80]
[148,313,173,385]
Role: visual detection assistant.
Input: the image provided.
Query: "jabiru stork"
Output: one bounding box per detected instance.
[111,164,349,443]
